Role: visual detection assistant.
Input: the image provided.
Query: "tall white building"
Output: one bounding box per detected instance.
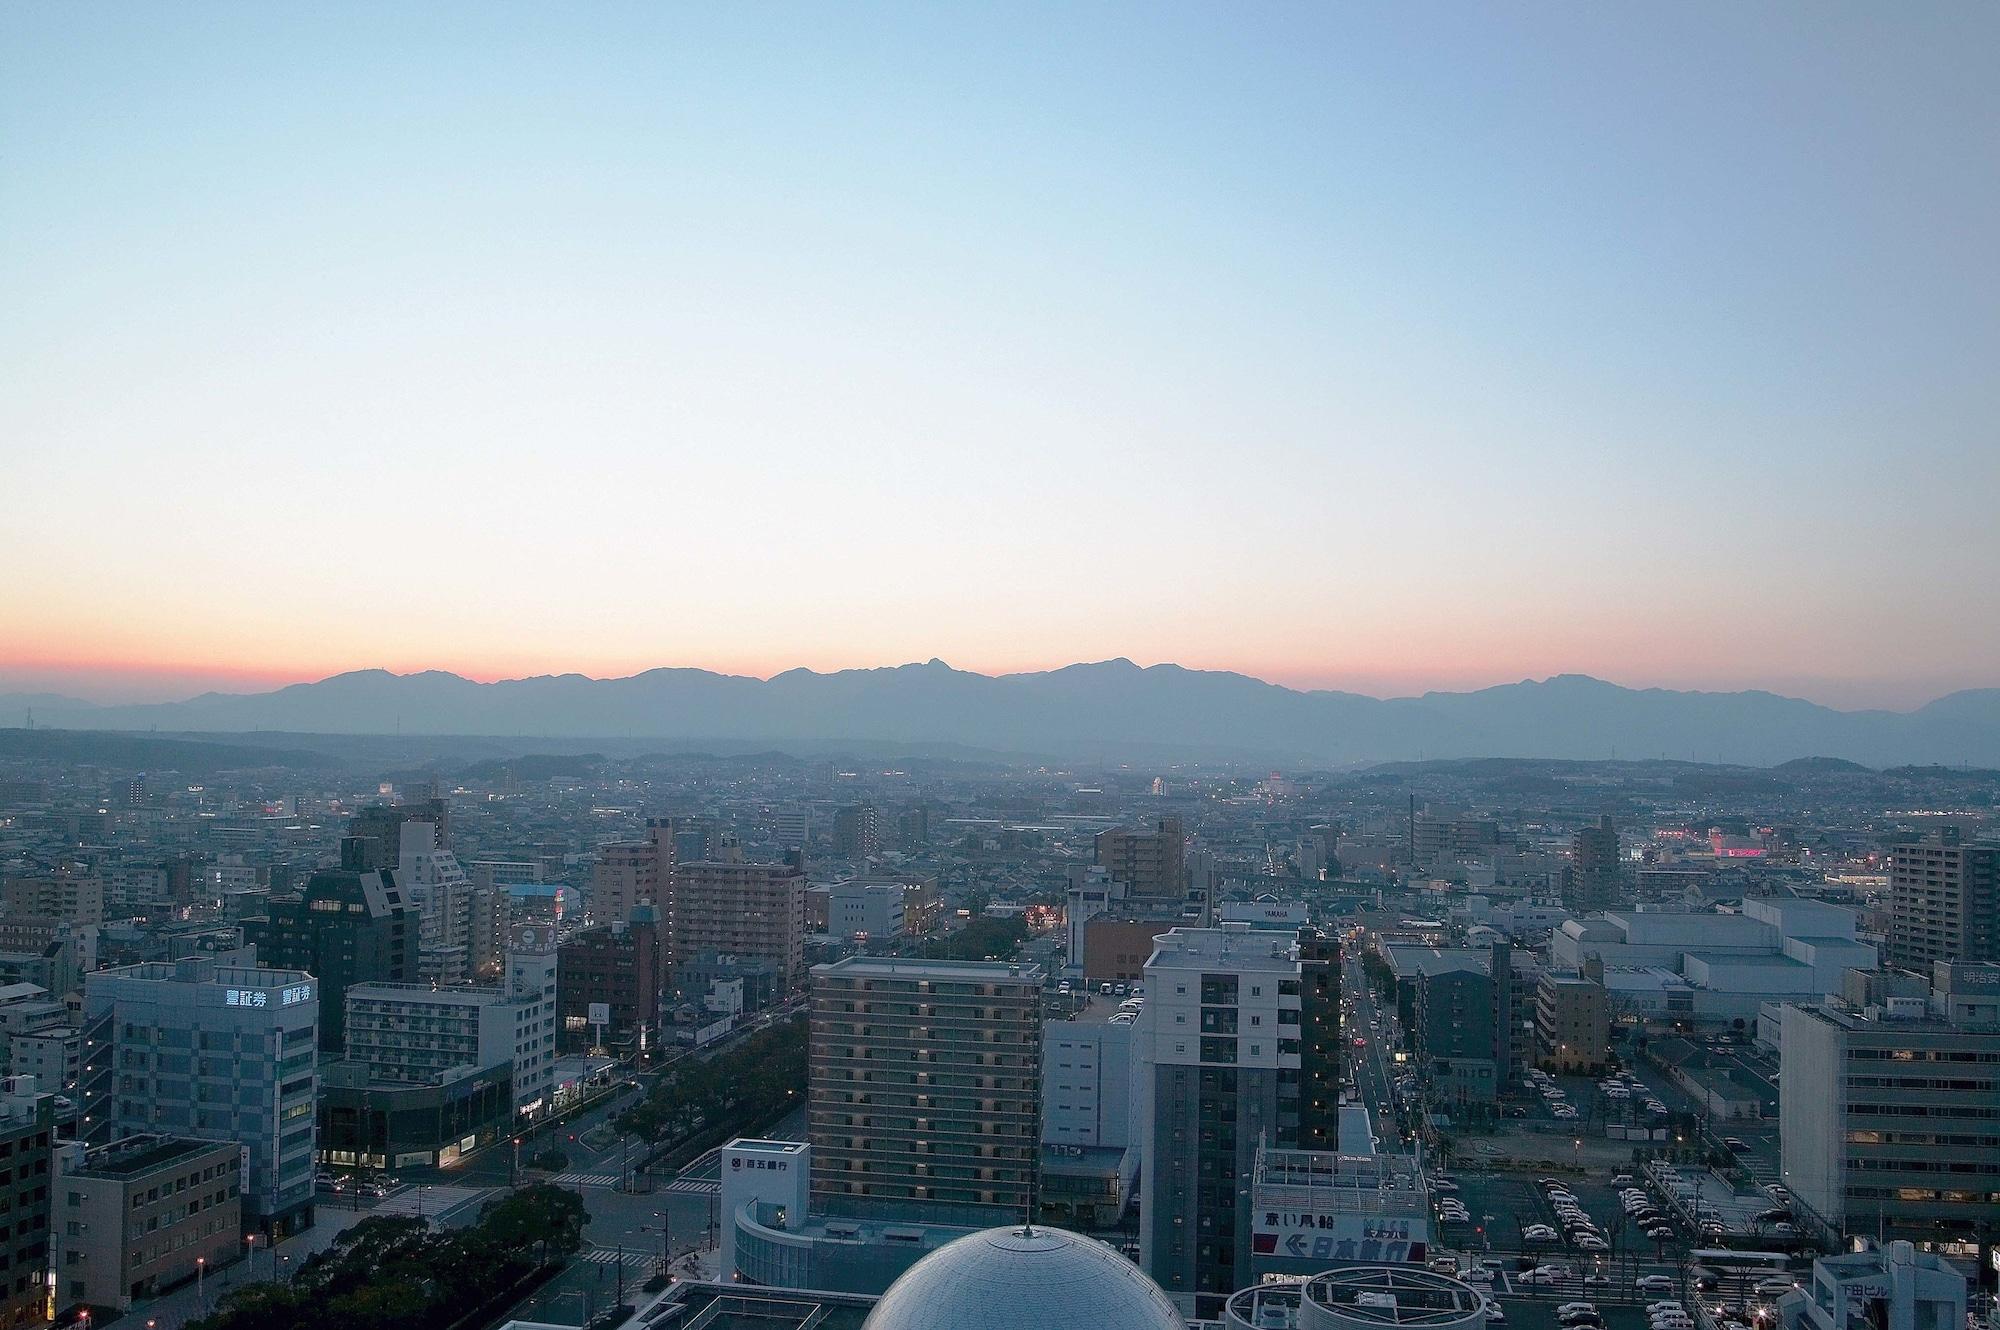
[398,820,474,984]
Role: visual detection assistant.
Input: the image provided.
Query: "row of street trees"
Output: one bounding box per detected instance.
[616,1016,806,1143]
[186,1185,587,1330]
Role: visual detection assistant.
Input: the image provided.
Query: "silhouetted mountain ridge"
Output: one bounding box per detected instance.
[14,663,1999,766]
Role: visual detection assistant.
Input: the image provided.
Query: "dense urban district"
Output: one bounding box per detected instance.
[0,731,1993,1330]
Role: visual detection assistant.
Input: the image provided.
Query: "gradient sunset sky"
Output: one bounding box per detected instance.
[3,4,1995,709]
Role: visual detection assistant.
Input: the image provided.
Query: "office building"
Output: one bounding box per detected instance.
[1139,924,1306,1306]
[80,959,318,1236]
[1563,815,1622,912]
[772,805,812,851]
[809,957,1043,1217]
[897,806,929,849]
[246,838,418,1053]
[0,1079,51,1329]
[1886,829,1999,971]
[1095,817,1186,899]
[827,880,905,942]
[342,947,558,1117]
[1775,1241,1966,1330]
[832,804,880,860]
[557,906,667,1052]
[1536,972,1610,1073]
[344,799,449,871]
[1040,995,1143,1226]
[1778,963,2000,1254]
[53,1135,240,1314]
[676,848,806,991]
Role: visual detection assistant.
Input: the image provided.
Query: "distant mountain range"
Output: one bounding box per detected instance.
[4,662,1998,767]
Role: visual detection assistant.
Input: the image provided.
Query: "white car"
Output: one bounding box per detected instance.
[1648,1301,1686,1314]
[1518,1266,1569,1283]
[1574,1235,1610,1251]
[1636,1276,1676,1293]
[1557,1303,1598,1318]
[1755,1278,1798,1297]
[1523,1225,1558,1242]
[1483,1299,1506,1323]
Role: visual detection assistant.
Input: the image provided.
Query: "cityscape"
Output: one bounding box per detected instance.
[3,6,1997,1330]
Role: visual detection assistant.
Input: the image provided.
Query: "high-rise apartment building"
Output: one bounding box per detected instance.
[1887,829,1999,971]
[1779,963,2000,1253]
[1536,972,1610,1073]
[832,804,880,860]
[1298,928,1341,1152]
[1410,810,1502,871]
[396,820,473,984]
[0,1080,51,1329]
[589,840,659,926]
[80,959,319,1236]
[0,870,104,927]
[1139,924,1307,1306]
[246,838,418,1053]
[343,947,558,1116]
[1096,817,1186,899]
[809,956,1043,1217]
[675,848,806,991]
[1563,815,1622,913]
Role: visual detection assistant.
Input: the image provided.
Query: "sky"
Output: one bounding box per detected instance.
[3,4,1996,710]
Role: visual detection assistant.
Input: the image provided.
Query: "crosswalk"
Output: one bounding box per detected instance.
[579,1248,658,1267]
[666,1177,719,1196]
[550,1171,624,1188]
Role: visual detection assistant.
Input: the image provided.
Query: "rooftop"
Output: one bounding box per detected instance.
[813,956,1045,984]
[1148,924,1299,972]
[72,1134,231,1181]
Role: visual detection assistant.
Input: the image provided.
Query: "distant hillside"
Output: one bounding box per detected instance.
[12,662,2000,767]
[0,728,335,771]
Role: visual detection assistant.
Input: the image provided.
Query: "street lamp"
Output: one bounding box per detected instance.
[245,1233,257,1281]
[197,1256,207,1306]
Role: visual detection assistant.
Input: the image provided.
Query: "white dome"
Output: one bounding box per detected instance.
[861,1224,1184,1330]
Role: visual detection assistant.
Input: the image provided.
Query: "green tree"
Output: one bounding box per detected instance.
[480,1183,588,1263]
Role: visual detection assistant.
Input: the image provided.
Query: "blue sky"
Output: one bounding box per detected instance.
[3,3,1995,706]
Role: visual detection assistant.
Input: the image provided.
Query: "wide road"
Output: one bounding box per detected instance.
[1343,943,1406,1150]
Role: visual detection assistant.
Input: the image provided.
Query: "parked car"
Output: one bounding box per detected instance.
[1636,1276,1677,1293]
[1557,1302,1598,1317]
[1523,1225,1558,1242]
[1483,1299,1506,1323]
[1755,1278,1798,1298]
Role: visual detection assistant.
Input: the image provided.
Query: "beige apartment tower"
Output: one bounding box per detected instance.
[1887,828,1999,971]
[808,956,1043,1217]
[674,848,806,990]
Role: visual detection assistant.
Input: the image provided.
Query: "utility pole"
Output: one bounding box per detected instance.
[616,1242,625,1306]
